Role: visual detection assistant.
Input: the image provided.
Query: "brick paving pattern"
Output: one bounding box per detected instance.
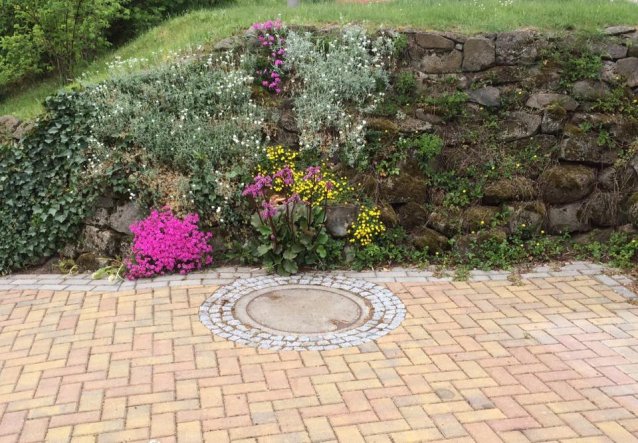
[1,268,638,442]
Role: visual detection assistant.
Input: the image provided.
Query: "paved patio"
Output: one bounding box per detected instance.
[1,264,638,442]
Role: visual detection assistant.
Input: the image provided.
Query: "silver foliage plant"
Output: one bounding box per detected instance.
[285,26,395,166]
[83,52,265,220]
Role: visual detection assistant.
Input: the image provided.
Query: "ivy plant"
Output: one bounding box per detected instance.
[0,92,98,273]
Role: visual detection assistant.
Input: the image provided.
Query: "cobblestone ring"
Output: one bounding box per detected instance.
[199,275,406,350]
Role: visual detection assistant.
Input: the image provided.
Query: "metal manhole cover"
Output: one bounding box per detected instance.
[199,275,406,350]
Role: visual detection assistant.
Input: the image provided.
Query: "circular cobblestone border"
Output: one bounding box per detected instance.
[199,275,406,351]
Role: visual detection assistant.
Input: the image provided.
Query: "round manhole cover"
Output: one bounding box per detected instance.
[199,275,405,350]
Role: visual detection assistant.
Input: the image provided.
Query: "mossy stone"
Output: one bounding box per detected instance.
[378,202,399,228]
[367,118,399,134]
[398,202,429,230]
[427,207,462,237]
[410,227,450,254]
[541,164,596,204]
[506,201,546,236]
[380,173,428,204]
[462,206,501,232]
[483,177,537,204]
[76,253,101,272]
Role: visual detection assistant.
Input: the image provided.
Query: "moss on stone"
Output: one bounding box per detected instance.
[398,202,429,230]
[462,205,501,232]
[483,176,538,204]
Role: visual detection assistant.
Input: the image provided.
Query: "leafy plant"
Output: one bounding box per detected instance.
[0,0,124,88]
[351,228,429,270]
[0,92,98,274]
[394,71,417,101]
[422,91,468,121]
[243,163,343,275]
[92,262,125,281]
[574,232,638,270]
[592,86,638,117]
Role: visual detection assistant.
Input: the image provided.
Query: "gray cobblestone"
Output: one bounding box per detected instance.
[135,282,168,289]
[169,280,203,287]
[521,272,551,279]
[11,279,39,285]
[406,271,434,277]
[63,285,98,292]
[93,285,122,292]
[549,270,581,277]
[595,275,619,286]
[611,286,637,299]
[37,284,68,290]
[152,275,186,282]
[1,263,635,302]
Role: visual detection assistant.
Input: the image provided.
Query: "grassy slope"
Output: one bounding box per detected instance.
[2,0,637,119]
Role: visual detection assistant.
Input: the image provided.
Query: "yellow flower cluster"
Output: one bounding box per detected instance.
[265,145,298,170]
[292,169,350,204]
[349,207,385,246]
[258,145,352,203]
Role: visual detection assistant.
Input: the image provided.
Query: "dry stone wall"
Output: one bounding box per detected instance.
[2,26,638,262]
[376,26,638,249]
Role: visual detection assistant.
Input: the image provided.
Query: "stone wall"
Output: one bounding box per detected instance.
[2,25,638,262]
[363,26,638,251]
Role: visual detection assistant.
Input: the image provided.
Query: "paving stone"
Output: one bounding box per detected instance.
[0,266,637,442]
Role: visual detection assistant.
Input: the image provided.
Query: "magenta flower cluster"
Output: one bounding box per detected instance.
[125,207,213,280]
[252,19,286,94]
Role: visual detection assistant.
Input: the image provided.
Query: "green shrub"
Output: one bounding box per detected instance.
[0,0,123,90]
[574,232,638,270]
[422,91,468,121]
[415,133,443,173]
[394,71,417,98]
[352,228,429,270]
[0,92,98,274]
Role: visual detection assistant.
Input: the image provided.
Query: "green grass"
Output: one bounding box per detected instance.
[2,0,637,119]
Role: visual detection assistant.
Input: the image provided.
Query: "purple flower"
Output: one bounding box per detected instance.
[274,166,294,186]
[260,201,278,219]
[304,166,322,181]
[242,174,272,198]
[286,193,301,204]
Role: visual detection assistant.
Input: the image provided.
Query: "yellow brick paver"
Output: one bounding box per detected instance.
[1,275,638,441]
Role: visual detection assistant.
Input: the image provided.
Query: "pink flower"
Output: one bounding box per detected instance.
[125,208,213,280]
[242,174,273,198]
[260,201,278,219]
[274,166,294,185]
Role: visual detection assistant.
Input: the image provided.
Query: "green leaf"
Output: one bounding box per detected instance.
[317,245,327,258]
[256,244,272,256]
[283,249,298,260]
[283,259,298,274]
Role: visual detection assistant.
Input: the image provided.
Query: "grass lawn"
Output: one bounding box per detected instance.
[1,0,637,119]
